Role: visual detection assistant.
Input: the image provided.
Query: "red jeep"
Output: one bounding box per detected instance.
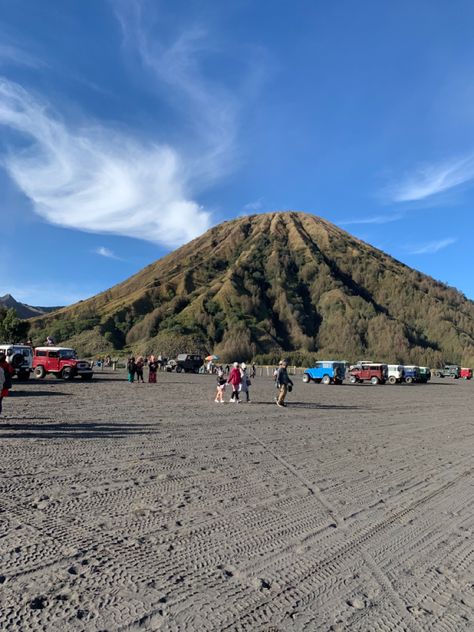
[348,363,387,385]
[33,347,93,380]
[460,367,473,380]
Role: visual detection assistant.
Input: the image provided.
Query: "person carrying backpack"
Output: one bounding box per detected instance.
[0,353,13,417]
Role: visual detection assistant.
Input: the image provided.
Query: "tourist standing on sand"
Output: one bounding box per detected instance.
[148,356,158,383]
[275,360,293,407]
[0,352,12,417]
[227,362,242,403]
[215,367,226,403]
[239,363,251,403]
[127,356,136,383]
[135,356,145,383]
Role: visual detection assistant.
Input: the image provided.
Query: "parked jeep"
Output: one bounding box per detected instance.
[0,344,33,380]
[387,364,404,385]
[460,367,473,380]
[402,365,420,384]
[433,365,460,379]
[175,354,203,373]
[302,360,345,384]
[348,363,387,385]
[33,347,93,380]
[418,367,431,383]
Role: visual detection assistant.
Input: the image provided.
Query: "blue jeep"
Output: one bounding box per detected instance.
[302,361,346,385]
[402,365,420,384]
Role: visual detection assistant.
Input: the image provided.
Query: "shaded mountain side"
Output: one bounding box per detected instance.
[28,212,474,365]
[0,294,62,319]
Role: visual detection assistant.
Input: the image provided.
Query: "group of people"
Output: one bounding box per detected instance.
[127,356,159,383]
[215,362,252,403]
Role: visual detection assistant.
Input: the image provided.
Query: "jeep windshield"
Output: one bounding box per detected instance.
[59,349,77,360]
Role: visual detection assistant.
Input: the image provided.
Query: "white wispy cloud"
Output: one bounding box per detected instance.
[339,213,404,226]
[95,246,119,259]
[0,78,211,246]
[406,237,457,255]
[387,155,474,202]
[0,43,43,69]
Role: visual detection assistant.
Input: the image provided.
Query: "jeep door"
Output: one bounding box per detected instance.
[47,351,60,372]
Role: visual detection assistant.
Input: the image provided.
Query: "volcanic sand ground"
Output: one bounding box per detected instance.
[0,371,473,632]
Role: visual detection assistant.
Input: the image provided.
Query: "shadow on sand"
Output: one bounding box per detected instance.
[256,401,362,410]
[0,421,158,440]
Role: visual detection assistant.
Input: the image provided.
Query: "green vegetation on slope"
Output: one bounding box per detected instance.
[28,212,474,365]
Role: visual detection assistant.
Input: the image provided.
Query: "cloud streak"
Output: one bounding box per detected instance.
[0,78,211,246]
[339,213,404,226]
[388,155,474,202]
[406,237,457,255]
[95,246,120,259]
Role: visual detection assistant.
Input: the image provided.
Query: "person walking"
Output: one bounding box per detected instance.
[227,362,242,403]
[135,356,145,383]
[127,356,136,383]
[215,367,226,403]
[0,353,12,417]
[148,355,158,383]
[239,362,251,403]
[275,360,293,407]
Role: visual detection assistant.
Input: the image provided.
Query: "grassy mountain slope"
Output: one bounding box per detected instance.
[28,212,474,365]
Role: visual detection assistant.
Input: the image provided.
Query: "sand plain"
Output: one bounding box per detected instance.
[0,370,473,631]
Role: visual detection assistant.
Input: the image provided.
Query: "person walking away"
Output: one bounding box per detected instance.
[275,360,293,407]
[148,355,158,383]
[250,363,256,379]
[239,362,251,402]
[0,353,12,417]
[127,356,136,383]
[135,356,145,383]
[227,362,242,403]
[215,367,226,403]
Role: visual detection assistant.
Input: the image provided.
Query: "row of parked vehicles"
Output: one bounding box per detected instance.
[302,361,472,385]
[0,344,93,380]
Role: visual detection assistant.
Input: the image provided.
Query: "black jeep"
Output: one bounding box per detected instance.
[175,354,203,373]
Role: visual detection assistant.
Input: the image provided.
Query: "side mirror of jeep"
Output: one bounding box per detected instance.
[6,349,12,356]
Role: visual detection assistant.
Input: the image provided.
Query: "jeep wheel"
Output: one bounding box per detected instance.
[322,374,331,385]
[405,377,413,384]
[16,370,30,381]
[34,365,46,379]
[388,376,397,385]
[302,373,310,383]
[176,366,182,373]
[370,376,380,385]
[349,375,357,384]
[61,366,74,380]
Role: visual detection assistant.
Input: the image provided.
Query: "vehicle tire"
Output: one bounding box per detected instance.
[405,377,413,384]
[176,366,182,373]
[34,365,46,379]
[302,373,310,383]
[16,370,30,381]
[388,376,397,385]
[322,374,331,385]
[370,376,379,385]
[11,353,25,369]
[61,366,74,380]
[349,376,357,384]
[81,374,93,380]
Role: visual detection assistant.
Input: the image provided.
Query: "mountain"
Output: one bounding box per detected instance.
[28,212,474,365]
[0,294,62,320]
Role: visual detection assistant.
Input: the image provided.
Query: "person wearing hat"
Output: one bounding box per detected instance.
[239,362,251,403]
[275,360,293,407]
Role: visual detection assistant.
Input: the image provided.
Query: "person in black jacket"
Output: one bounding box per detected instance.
[275,360,293,407]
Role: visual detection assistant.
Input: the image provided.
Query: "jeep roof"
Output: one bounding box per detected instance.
[34,346,74,352]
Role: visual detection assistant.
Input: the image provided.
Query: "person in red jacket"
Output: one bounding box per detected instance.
[227,362,242,403]
[0,353,13,417]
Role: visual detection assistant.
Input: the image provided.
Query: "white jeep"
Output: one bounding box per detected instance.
[387,364,404,385]
[0,344,33,380]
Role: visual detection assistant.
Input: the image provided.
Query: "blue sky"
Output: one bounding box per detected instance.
[1,0,474,305]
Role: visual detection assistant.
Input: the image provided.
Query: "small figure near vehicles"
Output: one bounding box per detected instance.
[348,363,387,385]
[0,344,33,380]
[33,347,93,380]
[302,360,345,385]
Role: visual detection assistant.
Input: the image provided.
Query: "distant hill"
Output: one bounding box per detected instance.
[28,212,474,365]
[0,294,62,320]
